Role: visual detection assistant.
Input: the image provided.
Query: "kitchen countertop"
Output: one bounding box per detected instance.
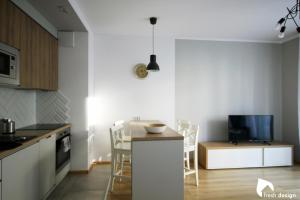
[128,120,183,141]
[0,124,71,160]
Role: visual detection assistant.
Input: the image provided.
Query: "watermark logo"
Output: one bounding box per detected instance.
[257,178,274,197]
[256,178,297,199]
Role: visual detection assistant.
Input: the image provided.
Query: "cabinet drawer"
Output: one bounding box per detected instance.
[264,147,292,167]
[207,148,263,169]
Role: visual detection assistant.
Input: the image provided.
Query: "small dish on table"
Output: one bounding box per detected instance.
[144,124,167,134]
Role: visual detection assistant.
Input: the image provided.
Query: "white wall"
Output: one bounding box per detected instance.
[58,32,89,170]
[68,0,96,169]
[175,40,282,142]
[282,38,300,162]
[93,34,175,161]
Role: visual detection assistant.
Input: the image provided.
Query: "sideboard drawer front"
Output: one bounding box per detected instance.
[264,147,292,167]
[207,148,263,169]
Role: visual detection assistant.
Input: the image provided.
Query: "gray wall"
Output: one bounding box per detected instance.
[282,38,300,162]
[0,88,36,129]
[175,39,282,141]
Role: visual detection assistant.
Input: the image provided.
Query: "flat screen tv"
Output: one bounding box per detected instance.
[228,115,273,143]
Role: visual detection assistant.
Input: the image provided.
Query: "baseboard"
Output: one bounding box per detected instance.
[94,161,111,165]
[69,170,89,174]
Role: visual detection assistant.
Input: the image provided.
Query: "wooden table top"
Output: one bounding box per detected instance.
[128,120,183,141]
[199,141,294,149]
[0,124,71,160]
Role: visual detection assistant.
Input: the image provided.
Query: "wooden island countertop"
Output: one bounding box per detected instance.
[128,120,183,141]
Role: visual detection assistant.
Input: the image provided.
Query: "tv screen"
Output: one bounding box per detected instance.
[228,115,273,142]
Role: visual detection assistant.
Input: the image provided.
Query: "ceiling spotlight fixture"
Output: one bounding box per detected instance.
[147,17,159,71]
[275,0,300,38]
[57,5,69,14]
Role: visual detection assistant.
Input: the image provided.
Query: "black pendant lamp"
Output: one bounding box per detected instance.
[147,17,159,71]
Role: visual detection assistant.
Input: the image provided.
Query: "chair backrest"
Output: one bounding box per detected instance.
[177,120,192,136]
[185,124,199,147]
[113,120,126,141]
[114,120,125,126]
[110,124,125,152]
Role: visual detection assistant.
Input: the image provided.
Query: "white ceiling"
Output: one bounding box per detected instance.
[75,0,299,42]
[28,0,86,32]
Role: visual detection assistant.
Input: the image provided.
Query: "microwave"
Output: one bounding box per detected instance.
[0,42,20,86]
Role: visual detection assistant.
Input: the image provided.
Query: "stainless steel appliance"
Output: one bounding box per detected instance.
[0,42,20,86]
[0,118,16,134]
[56,128,71,173]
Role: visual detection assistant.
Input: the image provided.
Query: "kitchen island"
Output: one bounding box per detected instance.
[129,121,184,200]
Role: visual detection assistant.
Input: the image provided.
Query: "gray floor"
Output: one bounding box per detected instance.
[47,165,110,200]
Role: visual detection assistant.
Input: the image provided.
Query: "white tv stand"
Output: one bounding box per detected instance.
[199,142,293,169]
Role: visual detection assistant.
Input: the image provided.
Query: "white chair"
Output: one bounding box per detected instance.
[113,120,131,166]
[114,120,131,142]
[184,124,199,186]
[177,120,192,135]
[109,124,131,192]
[177,120,192,169]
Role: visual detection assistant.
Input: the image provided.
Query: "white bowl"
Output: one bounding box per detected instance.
[144,124,167,134]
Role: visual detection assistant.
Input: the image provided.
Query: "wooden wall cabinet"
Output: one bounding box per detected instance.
[0,0,58,90]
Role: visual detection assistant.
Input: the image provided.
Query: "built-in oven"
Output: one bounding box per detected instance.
[56,128,71,173]
[0,42,20,86]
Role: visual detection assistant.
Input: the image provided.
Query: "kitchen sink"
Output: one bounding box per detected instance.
[0,135,37,150]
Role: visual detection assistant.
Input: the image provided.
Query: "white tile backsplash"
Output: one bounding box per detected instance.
[0,87,36,128]
[36,90,70,124]
[0,88,70,129]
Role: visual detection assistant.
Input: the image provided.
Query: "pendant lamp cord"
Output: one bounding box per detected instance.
[152,24,155,54]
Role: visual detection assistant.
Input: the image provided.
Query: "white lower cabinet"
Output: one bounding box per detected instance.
[207,148,263,169]
[0,160,2,200]
[264,147,292,167]
[39,135,56,199]
[2,143,40,200]
[205,146,293,169]
[2,134,57,200]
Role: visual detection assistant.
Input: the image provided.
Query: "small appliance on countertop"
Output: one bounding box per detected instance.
[0,118,16,134]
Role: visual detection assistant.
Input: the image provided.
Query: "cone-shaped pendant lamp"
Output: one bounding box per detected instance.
[147,17,159,71]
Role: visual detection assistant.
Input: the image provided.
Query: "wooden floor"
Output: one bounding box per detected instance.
[108,165,300,200]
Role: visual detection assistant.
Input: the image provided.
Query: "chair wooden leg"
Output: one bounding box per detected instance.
[194,150,199,187]
[120,154,125,182]
[184,152,186,179]
[184,152,187,168]
[121,154,124,175]
[110,154,115,191]
[186,152,190,170]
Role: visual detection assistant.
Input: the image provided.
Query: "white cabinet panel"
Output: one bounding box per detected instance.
[0,159,2,179]
[207,148,263,169]
[2,143,39,200]
[132,140,184,200]
[264,147,292,167]
[39,135,56,199]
